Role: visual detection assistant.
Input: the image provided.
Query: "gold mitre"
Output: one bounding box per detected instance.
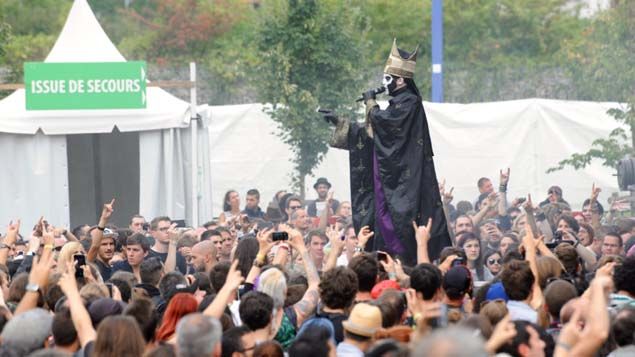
[383,39,419,79]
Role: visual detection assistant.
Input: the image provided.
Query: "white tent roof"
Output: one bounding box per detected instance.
[0,0,191,135]
[209,99,624,214]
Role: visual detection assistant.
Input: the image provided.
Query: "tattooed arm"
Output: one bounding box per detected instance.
[287,228,320,326]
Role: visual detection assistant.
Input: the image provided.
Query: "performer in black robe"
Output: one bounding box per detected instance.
[327,39,451,266]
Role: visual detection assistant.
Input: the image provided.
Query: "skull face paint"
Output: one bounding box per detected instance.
[383,73,398,95]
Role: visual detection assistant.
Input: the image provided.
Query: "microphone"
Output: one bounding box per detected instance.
[356,86,386,102]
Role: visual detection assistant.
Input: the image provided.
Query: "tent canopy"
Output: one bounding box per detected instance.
[0,0,211,229]
[0,0,194,135]
[208,98,624,215]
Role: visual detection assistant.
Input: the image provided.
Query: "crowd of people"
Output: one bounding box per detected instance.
[0,173,633,357]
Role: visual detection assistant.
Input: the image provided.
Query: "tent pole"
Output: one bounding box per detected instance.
[190,62,199,227]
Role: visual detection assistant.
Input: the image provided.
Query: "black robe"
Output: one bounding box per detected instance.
[331,86,451,265]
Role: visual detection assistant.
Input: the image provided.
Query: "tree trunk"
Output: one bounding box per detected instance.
[299,173,306,201]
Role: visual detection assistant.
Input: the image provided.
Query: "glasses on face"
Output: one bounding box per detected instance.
[487,258,501,265]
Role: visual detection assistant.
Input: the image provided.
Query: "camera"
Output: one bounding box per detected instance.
[452,257,465,267]
[272,232,289,241]
[545,231,563,249]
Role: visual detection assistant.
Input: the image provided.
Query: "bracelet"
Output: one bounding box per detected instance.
[499,185,507,193]
[43,244,54,250]
[96,226,105,231]
[253,258,266,268]
[388,272,397,280]
[255,253,266,262]
[556,342,572,351]
[354,246,364,253]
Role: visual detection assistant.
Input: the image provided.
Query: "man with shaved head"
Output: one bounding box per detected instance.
[190,240,217,274]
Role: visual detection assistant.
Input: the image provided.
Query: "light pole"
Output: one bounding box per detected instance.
[431,0,443,102]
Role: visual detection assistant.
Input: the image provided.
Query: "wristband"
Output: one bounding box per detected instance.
[253,258,266,268]
[499,184,507,193]
[354,246,364,253]
[388,272,397,280]
[44,244,54,250]
[97,226,105,231]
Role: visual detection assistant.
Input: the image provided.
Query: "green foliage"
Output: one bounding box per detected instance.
[547,2,635,173]
[253,0,369,191]
[562,2,635,102]
[1,33,56,82]
[0,0,70,83]
[547,102,635,173]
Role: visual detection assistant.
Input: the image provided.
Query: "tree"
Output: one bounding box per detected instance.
[253,0,369,194]
[548,2,635,173]
[547,102,635,173]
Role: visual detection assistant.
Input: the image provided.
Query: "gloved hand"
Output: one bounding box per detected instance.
[362,89,377,102]
[320,109,339,125]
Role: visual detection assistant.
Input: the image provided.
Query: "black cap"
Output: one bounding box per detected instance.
[313,177,332,190]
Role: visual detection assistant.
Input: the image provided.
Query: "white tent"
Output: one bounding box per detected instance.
[209,99,624,214]
[0,0,212,228]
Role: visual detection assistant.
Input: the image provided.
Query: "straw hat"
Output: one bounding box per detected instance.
[342,303,382,337]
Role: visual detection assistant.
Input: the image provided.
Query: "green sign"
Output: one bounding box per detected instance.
[24,61,147,110]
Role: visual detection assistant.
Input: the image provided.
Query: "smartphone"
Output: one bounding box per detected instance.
[74,254,86,278]
[173,219,187,228]
[377,251,388,263]
[272,232,289,242]
[452,257,465,267]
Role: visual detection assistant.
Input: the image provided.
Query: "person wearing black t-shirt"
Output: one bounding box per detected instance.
[145,216,188,274]
[87,199,117,281]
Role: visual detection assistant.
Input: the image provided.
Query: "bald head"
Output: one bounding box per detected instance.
[191,240,217,273]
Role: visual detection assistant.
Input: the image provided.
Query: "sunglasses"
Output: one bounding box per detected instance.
[487,258,501,265]
[548,190,560,195]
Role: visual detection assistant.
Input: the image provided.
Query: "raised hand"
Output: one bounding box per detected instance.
[486,314,517,353]
[523,194,535,213]
[223,260,244,292]
[256,228,274,255]
[58,262,79,296]
[326,225,344,253]
[101,199,115,220]
[357,226,374,248]
[167,223,179,245]
[412,218,432,247]
[590,183,601,202]
[500,168,511,186]
[6,219,20,235]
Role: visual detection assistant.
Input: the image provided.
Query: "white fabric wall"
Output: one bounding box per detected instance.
[139,126,212,226]
[0,132,70,228]
[208,99,624,217]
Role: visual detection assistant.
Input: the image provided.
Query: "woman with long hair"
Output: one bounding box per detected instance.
[93,315,146,357]
[483,249,502,276]
[219,190,241,224]
[156,293,199,342]
[457,232,493,281]
[57,241,85,274]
